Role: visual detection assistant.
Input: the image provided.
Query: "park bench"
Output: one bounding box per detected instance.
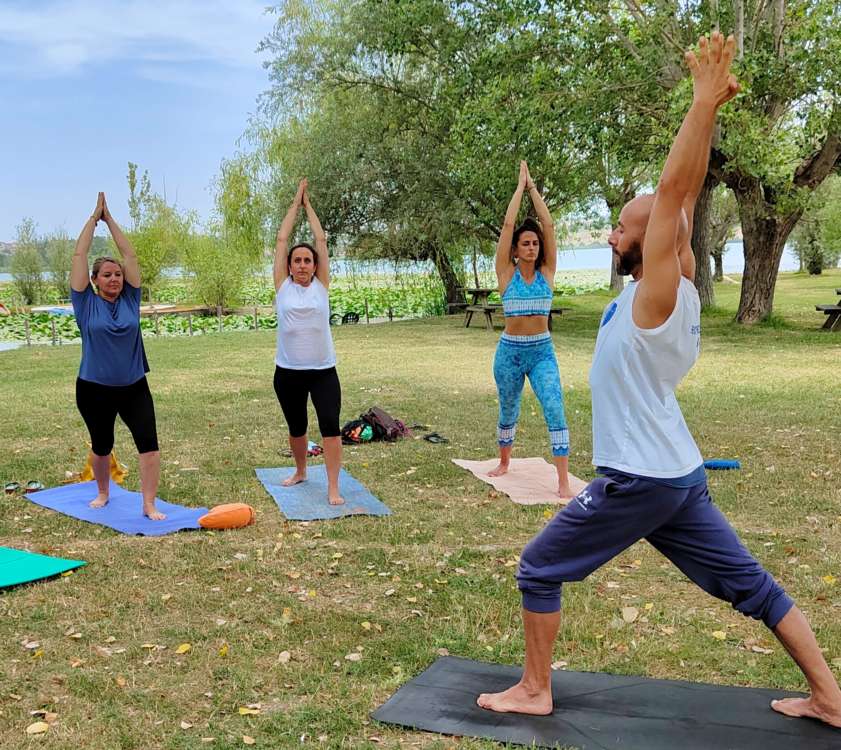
[815,288,841,331]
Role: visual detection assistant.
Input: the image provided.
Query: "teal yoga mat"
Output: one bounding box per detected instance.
[0,546,86,589]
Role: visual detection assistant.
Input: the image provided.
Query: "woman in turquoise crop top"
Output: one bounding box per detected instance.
[489,161,573,500]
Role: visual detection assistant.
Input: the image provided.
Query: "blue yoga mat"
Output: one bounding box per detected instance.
[0,546,86,589]
[24,481,208,536]
[256,466,391,521]
[704,459,742,470]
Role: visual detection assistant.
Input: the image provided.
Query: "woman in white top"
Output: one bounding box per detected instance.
[273,179,344,505]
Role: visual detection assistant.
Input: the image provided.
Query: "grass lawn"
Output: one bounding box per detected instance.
[1,270,839,749]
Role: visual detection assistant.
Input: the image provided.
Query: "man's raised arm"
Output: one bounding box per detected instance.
[635,32,739,328]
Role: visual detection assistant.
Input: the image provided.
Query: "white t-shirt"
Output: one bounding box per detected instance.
[589,276,703,478]
[275,276,336,370]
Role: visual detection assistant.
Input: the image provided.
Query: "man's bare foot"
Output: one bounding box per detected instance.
[477,682,553,715]
[89,493,109,509]
[328,493,345,506]
[488,463,509,477]
[771,697,841,728]
[282,472,306,487]
[143,503,167,521]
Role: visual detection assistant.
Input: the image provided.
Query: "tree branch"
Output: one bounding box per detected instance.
[793,133,841,189]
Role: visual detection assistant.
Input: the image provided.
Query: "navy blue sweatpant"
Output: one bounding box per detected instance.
[517,470,794,629]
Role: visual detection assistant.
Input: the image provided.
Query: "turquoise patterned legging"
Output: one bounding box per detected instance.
[493,332,569,457]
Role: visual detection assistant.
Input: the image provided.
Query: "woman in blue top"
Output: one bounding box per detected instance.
[490,161,573,499]
[70,193,165,520]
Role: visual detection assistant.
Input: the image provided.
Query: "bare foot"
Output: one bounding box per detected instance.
[771,697,841,728]
[487,463,509,477]
[143,503,167,521]
[328,493,345,506]
[282,472,306,487]
[558,484,574,502]
[89,493,109,509]
[477,682,553,715]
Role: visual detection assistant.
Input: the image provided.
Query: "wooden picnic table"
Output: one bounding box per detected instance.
[815,288,841,331]
[464,303,570,331]
[462,287,498,305]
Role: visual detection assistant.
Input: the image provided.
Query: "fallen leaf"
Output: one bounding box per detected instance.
[712,630,727,641]
[281,608,293,624]
[345,652,363,662]
[361,621,372,631]
[621,607,639,624]
[175,643,192,655]
[822,575,837,585]
[238,706,261,715]
[218,644,229,657]
[436,648,449,656]
[243,736,256,746]
[26,722,49,735]
[551,660,568,670]
[181,721,193,730]
[279,650,291,664]
[161,594,173,602]
[384,589,395,597]
[751,645,774,655]
[115,676,127,688]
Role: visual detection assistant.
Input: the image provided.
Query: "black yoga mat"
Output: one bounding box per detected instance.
[372,656,840,749]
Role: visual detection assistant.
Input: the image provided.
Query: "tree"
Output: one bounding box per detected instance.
[127,162,152,231]
[123,163,188,301]
[791,175,841,274]
[11,217,43,305]
[187,155,268,309]
[565,1,840,321]
[45,228,74,299]
[257,1,591,303]
[708,185,740,282]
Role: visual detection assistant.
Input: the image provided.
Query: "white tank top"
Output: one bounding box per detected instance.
[275,277,336,370]
[589,277,703,478]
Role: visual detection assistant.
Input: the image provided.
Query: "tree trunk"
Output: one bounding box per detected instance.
[604,186,635,294]
[472,246,480,288]
[430,242,465,306]
[712,248,724,281]
[609,258,624,293]
[691,173,718,309]
[733,183,801,323]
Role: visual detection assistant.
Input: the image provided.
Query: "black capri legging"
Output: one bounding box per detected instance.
[273,366,341,438]
[76,377,159,456]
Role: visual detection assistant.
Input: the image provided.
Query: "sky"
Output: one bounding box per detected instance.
[0,0,277,242]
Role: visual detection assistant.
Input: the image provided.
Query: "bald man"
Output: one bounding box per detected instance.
[478,32,841,729]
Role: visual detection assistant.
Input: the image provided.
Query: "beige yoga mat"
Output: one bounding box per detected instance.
[452,457,588,505]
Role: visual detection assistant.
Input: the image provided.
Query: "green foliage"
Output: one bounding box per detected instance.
[11,217,43,305]
[122,161,192,300]
[127,161,152,231]
[125,195,192,301]
[182,233,254,309]
[45,228,74,299]
[792,175,841,274]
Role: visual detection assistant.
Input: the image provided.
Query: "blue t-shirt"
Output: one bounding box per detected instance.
[71,283,149,386]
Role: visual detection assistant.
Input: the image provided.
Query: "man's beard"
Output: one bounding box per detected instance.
[615,239,642,276]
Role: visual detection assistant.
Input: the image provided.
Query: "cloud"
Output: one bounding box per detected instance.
[0,0,274,78]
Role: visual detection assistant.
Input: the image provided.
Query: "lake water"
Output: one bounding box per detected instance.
[0,241,804,284]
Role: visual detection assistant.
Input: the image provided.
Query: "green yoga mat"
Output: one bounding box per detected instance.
[0,546,86,589]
